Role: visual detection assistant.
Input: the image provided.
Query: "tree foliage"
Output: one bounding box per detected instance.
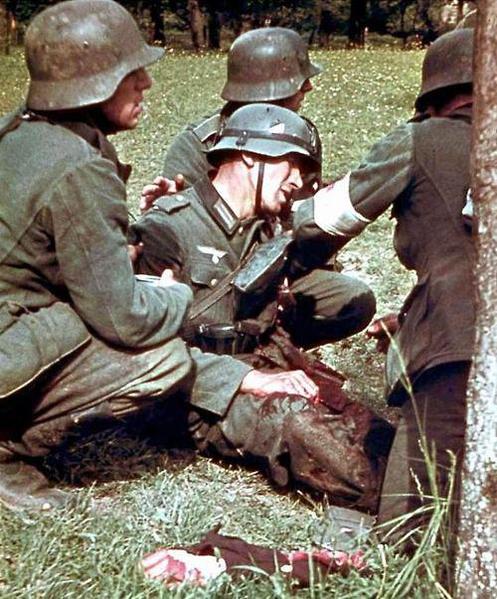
[1,0,457,38]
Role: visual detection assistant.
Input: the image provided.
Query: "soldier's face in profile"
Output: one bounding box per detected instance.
[101,68,153,131]
[278,79,314,112]
[259,156,304,216]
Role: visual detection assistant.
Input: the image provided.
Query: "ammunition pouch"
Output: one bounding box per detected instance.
[0,301,91,402]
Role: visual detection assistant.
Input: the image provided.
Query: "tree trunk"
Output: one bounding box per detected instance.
[418,0,436,44]
[1,1,13,55]
[188,0,204,51]
[204,0,221,50]
[228,0,246,37]
[149,0,166,46]
[456,5,497,597]
[348,0,367,47]
[317,0,334,48]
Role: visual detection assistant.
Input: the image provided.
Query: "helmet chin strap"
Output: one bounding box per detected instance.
[255,161,265,216]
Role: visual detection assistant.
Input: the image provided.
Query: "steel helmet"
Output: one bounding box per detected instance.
[221,27,321,103]
[415,28,474,111]
[208,103,321,167]
[25,0,164,111]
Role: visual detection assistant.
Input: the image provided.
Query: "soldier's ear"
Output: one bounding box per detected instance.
[241,152,256,169]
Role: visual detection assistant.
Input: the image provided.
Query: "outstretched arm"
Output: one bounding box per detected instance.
[293,123,415,261]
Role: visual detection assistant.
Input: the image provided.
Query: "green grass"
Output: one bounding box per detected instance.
[0,46,451,597]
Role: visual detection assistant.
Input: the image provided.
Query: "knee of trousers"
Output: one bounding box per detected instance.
[12,337,193,455]
[282,407,380,507]
[142,337,193,396]
[208,395,380,506]
[105,337,194,417]
[336,281,376,334]
[308,276,376,336]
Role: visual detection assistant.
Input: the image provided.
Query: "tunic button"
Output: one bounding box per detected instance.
[238,226,244,235]
[176,194,183,201]
[210,278,218,286]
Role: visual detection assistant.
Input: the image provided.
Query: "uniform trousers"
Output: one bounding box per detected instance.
[378,361,470,530]
[1,332,381,508]
[278,267,376,349]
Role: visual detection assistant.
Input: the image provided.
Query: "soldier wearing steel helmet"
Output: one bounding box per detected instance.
[136,27,376,352]
[150,27,322,198]
[0,0,336,511]
[131,104,387,511]
[132,104,322,338]
[293,28,475,539]
[132,101,376,352]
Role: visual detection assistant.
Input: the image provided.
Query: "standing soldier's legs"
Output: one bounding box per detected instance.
[0,336,192,510]
[378,361,469,534]
[285,268,376,348]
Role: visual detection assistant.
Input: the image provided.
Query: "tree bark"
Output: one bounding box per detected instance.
[456,4,497,597]
[1,1,13,55]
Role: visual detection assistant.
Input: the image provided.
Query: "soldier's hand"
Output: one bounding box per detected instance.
[366,312,399,353]
[139,174,186,214]
[128,242,144,264]
[240,369,319,401]
[158,268,179,288]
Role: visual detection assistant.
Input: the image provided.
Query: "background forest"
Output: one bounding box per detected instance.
[1,0,477,52]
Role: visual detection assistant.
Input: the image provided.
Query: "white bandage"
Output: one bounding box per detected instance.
[313,173,371,237]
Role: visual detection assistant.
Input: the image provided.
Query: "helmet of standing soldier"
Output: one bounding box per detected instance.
[415,28,474,112]
[221,28,321,103]
[207,103,321,167]
[25,0,164,111]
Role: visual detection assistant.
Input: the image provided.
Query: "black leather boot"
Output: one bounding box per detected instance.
[0,442,72,511]
[0,401,118,511]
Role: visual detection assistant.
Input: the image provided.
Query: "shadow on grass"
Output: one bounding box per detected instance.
[42,402,197,488]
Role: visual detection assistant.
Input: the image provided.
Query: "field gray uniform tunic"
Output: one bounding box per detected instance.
[295,107,474,525]
[0,110,249,457]
[130,176,376,350]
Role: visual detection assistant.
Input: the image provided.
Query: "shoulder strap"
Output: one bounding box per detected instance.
[192,113,222,143]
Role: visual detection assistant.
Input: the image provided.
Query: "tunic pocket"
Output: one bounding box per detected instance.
[189,257,236,323]
[190,257,230,290]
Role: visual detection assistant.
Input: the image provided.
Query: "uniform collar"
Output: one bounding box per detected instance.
[194,175,279,252]
[411,104,472,125]
[194,175,242,236]
[21,110,132,183]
